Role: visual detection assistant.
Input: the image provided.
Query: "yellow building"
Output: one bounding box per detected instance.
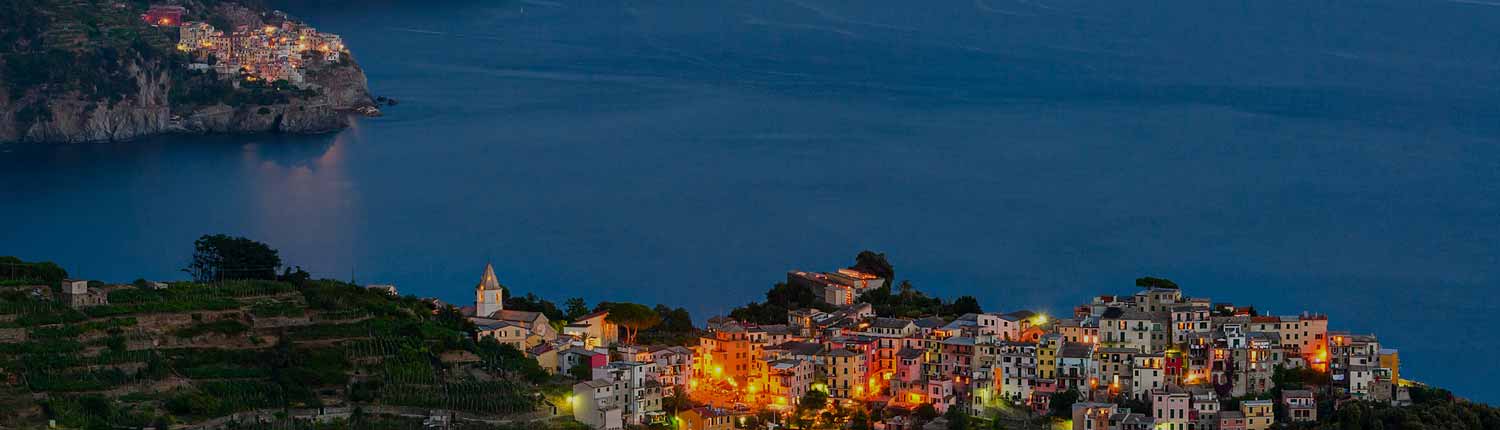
[477,320,542,350]
[528,344,559,374]
[1378,349,1400,384]
[1037,334,1061,380]
[818,348,866,399]
[1240,400,1273,430]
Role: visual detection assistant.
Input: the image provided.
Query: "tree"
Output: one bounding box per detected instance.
[1134,276,1178,289]
[279,266,311,285]
[765,282,820,308]
[0,256,68,284]
[506,293,566,322]
[729,282,829,324]
[947,296,983,315]
[914,403,940,421]
[185,234,282,282]
[603,303,661,344]
[564,297,590,320]
[1049,389,1080,418]
[638,305,696,346]
[850,250,894,280]
[944,404,969,430]
[654,305,694,333]
[850,409,872,430]
[568,361,592,381]
[799,389,829,411]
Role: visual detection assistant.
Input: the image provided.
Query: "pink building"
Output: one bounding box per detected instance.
[142,5,186,27]
[1218,411,1246,430]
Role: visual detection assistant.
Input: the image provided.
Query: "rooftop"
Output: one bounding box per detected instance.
[870,317,914,329]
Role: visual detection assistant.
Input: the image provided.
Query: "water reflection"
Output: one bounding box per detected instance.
[243,130,359,277]
[0,131,355,281]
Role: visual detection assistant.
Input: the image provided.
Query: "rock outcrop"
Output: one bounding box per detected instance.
[0,56,374,143]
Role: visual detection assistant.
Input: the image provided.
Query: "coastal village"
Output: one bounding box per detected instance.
[143,4,347,86]
[454,263,1409,430]
[0,249,1438,430]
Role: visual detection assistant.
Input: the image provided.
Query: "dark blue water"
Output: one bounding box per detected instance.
[3,0,1498,402]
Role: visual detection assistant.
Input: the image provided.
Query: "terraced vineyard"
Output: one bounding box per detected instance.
[0,268,559,429]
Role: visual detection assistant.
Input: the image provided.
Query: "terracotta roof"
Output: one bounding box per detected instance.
[870,317,914,329]
[1000,310,1036,321]
[913,317,947,329]
[575,310,609,321]
[491,309,544,323]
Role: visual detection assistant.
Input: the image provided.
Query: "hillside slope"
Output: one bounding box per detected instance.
[0,274,566,429]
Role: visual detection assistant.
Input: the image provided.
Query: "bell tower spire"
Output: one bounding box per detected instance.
[475,263,503,317]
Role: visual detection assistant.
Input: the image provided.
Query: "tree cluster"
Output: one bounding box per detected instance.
[858,280,982,319]
[849,250,895,280]
[729,281,832,324]
[1318,387,1500,430]
[503,293,567,323]
[1134,276,1179,289]
[185,234,282,282]
[0,256,69,285]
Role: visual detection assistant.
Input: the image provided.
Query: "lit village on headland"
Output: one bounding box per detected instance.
[141,4,346,87]
[455,261,1408,430]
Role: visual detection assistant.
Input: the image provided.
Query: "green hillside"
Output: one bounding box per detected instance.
[0,256,570,429]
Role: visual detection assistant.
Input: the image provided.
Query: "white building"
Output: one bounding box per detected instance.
[576,361,665,427]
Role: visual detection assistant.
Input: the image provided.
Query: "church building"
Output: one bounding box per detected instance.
[466,263,558,349]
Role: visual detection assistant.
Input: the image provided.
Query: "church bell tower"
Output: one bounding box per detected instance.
[475,263,504,317]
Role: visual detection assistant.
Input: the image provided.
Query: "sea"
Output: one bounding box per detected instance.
[2,0,1497,402]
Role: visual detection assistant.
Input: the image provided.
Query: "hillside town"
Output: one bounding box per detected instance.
[144,4,347,86]
[461,264,1408,430]
[0,246,1445,430]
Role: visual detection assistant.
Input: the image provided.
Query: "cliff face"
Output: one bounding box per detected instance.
[175,56,374,137]
[0,57,373,143]
[0,60,171,143]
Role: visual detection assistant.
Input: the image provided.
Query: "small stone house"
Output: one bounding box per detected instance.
[60,279,108,308]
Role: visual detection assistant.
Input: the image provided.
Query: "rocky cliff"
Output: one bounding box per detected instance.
[0,54,375,144]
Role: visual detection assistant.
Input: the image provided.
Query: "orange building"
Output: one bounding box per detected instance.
[679,407,733,430]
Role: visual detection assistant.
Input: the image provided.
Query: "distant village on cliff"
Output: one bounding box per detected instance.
[142,4,346,87]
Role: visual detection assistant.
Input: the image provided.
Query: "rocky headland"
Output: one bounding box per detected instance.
[0,0,379,143]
